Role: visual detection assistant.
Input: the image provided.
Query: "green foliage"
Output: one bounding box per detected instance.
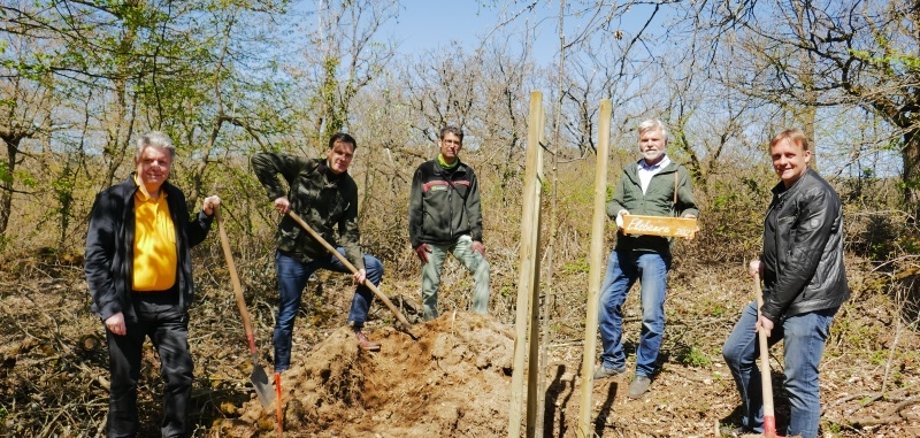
[849,48,920,74]
[561,257,590,275]
[706,301,727,318]
[686,169,772,264]
[0,162,10,185]
[51,171,75,214]
[14,169,37,188]
[676,345,712,368]
[868,350,886,366]
[320,55,345,137]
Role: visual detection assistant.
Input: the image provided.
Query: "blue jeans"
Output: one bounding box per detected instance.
[420,235,491,321]
[722,301,835,438]
[273,249,384,372]
[597,249,670,377]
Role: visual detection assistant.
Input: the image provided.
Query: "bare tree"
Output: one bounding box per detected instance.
[301,0,397,144]
[697,0,920,217]
[0,43,53,241]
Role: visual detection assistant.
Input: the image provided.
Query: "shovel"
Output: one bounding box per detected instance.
[753,273,783,438]
[216,206,275,407]
[286,210,416,335]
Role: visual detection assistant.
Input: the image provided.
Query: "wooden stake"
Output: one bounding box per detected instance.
[578,99,612,436]
[509,90,544,438]
[526,98,545,438]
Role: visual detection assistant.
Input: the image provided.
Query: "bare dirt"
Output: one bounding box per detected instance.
[216,313,514,437]
[1,252,918,437]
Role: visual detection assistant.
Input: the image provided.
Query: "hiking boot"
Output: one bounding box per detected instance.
[354,330,380,352]
[592,365,626,380]
[627,375,652,399]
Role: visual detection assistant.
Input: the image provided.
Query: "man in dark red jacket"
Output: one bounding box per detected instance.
[408,126,490,321]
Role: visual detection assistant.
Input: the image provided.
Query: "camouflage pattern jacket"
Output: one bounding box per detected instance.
[251,153,365,270]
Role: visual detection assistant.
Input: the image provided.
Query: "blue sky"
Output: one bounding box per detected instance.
[385,1,561,65]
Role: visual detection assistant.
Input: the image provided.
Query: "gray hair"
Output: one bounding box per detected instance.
[637,119,669,144]
[135,131,177,161]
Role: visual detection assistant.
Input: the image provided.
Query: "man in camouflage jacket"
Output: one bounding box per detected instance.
[252,132,383,373]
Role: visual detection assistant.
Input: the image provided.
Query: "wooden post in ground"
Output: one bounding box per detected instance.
[526,97,545,438]
[577,99,612,436]
[509,90,544,438]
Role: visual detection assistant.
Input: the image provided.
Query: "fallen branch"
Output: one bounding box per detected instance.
[848,396,920,427]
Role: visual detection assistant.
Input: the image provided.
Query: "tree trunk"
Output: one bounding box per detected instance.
[0,137,20,240]
[903,128,920,221]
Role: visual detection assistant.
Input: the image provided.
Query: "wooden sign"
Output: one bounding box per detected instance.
[621,215,699,239]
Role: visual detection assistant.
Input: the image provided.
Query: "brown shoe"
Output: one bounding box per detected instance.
[355,330,380,352]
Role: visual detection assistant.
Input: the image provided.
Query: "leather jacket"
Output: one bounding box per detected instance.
[760,168,849,321]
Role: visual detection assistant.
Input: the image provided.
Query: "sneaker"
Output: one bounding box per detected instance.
[592,364,626,380]
[627,375,652,399]
[354,330,381,352]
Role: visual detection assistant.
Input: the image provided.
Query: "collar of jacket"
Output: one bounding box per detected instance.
[771,167,814,197]
[433,159,467,175]
[316,160,347,184]
[623,158,678,180]
[127,173,176,197]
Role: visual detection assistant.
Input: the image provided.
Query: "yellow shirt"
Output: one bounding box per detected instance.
[132,178,178,292]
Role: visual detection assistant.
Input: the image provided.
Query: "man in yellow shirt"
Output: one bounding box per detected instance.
[85,131,220,437]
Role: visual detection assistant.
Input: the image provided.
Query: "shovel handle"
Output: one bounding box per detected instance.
[286,210,413,329]
[753,272,777,437]
[216,207,258,356]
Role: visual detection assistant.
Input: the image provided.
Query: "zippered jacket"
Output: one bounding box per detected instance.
[85,176,213,322]
[607,160,699,253]
[408,160,483,248]
[760,168,849,321]
[251,153,365,271]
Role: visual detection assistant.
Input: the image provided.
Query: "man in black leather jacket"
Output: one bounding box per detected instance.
[722,128,849,438]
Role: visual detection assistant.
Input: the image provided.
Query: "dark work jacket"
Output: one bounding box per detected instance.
[251,153,365,270]
[84,176,213,322]
[760,168,849,322]
[408,159,483,248]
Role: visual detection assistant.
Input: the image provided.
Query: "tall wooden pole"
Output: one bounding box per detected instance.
[509,91,544,438]
[526,100,545,438]
[577,99,612,435]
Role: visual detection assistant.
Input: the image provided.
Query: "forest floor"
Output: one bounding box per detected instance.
[0,251,917,437]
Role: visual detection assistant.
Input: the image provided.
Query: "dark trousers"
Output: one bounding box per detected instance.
[106,293,193,437]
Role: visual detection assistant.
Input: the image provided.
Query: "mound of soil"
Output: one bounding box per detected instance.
[215,312,514,436]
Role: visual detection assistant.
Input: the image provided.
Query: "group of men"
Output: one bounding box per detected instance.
[85,127,489,436]
[589,121,848,438]
[85,120,847,438]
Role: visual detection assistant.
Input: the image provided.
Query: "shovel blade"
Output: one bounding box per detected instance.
[250,364,275,407]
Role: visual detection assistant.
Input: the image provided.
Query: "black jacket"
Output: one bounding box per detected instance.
[408,160,483,248]
[760,168,849,321]
[84,177,213,322]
